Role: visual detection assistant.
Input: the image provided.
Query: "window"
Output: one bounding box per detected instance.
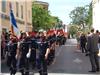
[28,10,30,20]
[21,5,23,19]
[2,0,6,12]
[16,2,19,17]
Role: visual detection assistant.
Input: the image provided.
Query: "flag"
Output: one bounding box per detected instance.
[9,2,20,38]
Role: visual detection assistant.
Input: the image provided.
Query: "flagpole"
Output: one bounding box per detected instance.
[25,1,27,32]
[11,25,14,35]
[9,2,14,35]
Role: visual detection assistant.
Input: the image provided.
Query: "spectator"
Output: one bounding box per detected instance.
[80,33,87,53]
[87,29,100,72]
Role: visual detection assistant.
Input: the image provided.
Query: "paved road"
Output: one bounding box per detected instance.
[1,39,100,75]
[48,39,100,74]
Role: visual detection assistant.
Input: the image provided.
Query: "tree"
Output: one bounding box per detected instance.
[48,16,60,29]
[53,17,64,29]
[69,25,78,38]
[69,2,92,32]
[69,6,89,30]
[85,2,92,29]
[32,4,53,31]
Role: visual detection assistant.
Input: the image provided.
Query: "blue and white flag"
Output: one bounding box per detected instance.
[9,3,20,38]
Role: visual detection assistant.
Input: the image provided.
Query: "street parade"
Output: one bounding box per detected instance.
[1,29,67,75]
[1,0,100,75]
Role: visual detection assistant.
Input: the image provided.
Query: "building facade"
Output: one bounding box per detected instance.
[0,0,33,33]
[33,1,49,10]
[93,0,100,31]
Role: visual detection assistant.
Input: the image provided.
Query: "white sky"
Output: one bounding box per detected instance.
[38,0,92,25]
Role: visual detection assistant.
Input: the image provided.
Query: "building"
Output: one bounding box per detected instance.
[33,1,49,10]
[92,0,100,31]
[0,0,33,33]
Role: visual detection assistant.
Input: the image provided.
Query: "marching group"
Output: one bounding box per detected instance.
[1,30,67,75]
[2,28,100,75]
[77,29,100,73]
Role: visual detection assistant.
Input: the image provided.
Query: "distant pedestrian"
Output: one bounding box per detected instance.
[87,29,100,72]
[76,32,81,50]
[80,33,87,53]
[98,31,100,50]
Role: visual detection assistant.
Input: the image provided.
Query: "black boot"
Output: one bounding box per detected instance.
[96,68,100,72]
[21,72,25,75]
[12,69,16,75]
[20,69,25,75]
[39,71,42,75]
[10,68,13,75]
[25,72,29,75]
[10,71,13,75]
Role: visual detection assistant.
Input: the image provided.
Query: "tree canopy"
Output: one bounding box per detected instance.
[32,3,62,31]
[32,4,51,31]
[69,6,88,27]
[69,2,92,33]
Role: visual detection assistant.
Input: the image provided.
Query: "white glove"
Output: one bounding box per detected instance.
[5,52,8,58]
[45,54,48,60]
[15,54,18,59]
[26,52,31,58]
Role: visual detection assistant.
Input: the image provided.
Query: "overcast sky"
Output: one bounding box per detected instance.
[38,0,92,25]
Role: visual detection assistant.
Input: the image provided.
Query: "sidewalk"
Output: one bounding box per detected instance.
[1,73,99,75]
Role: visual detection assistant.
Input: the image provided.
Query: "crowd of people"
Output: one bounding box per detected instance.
[77,29,100,72]
[2,28,99,74]
[1,30,67,75]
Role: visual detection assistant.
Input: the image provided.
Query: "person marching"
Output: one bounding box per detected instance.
[47,33,56,65]
[18,32,30,75]
[29,33,38,70]
[6,34,18,75]
[36,32,50,75]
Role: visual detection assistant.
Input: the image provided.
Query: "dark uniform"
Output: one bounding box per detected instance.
[36,37,49,75]
[6,39,17,75]
[18,37,30,75]
[29,37,38,69]
[61,34,66,45]
[47,34,56,65]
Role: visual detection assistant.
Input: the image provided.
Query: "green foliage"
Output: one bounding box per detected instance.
[69,2,92,33]
[85,2,92,29]
[69,25,78,38]
[69,6,88,26]
[32,4,53,31]
[53,17,63,29]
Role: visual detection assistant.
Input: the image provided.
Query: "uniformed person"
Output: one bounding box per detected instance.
[6,34,18,75]
[36,32,50,75]
[29,34,38,69]
[18,32,30,75]
[47,33,56,65]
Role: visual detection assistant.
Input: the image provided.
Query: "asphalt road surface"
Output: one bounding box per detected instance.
[1,39,100,75]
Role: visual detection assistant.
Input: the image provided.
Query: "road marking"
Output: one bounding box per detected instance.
[55,48,62,57]
[74,50,81,53]
[73,58,82,63]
